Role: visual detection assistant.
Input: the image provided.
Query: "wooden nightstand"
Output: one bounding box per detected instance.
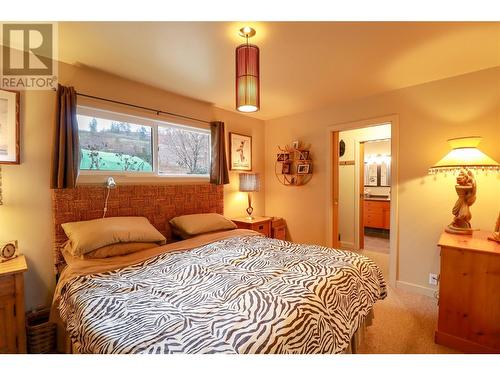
[0,255,28,353]
[271,217,287,240]
[232,216,272,237]
[435,231,500,353]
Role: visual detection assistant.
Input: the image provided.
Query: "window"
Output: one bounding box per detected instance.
[158,125,210,175]
[77,107,210,177]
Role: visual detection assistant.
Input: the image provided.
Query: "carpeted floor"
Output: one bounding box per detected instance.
[353,248,460,354]
[363,235,390,254]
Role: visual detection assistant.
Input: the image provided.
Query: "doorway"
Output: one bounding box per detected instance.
[360,138,391,254]
[329,115,398,287]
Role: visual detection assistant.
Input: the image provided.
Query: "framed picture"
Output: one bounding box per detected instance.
[0,90,20,164]
[299,150,310,160]
[297,163,310,174]
[282,162,291,174]
[229,132,252,171]
[277,152,290,162]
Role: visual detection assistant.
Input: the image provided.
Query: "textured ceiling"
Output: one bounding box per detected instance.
[58,22,500,120]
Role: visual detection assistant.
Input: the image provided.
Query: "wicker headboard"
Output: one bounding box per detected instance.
[51,184,224,273]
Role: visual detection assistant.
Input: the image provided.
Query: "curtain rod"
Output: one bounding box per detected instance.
[52,88,211,124]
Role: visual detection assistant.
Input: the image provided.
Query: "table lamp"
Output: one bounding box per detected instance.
[429,136,499,235]
[239,173,260,220]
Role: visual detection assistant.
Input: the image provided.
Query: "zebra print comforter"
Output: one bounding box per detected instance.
[58,234,386,354]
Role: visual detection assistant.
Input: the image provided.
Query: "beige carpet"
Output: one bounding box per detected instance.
[352,248,460,354]
[363,235,390,254]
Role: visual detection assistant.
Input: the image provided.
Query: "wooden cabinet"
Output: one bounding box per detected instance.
[0,255,28,353]
[271,218,287,240]
[363,200,390,230]
[232,217,272,237]
[436,231,500,353]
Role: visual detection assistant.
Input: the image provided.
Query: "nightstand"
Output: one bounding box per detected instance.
[0,255,28,353]
[232,216,272,237]
[435,231,500,353]
[271,217,286,240]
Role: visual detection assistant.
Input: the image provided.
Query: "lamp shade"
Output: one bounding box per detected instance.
[236,44,260,113]
[429,137,499,174]
[239,173,260,192]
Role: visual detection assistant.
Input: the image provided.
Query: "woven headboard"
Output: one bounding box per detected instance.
[51,184,224,273]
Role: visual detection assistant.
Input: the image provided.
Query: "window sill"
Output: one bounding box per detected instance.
[77,173,210,186]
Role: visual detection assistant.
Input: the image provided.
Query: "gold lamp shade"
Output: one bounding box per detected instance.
[429,137,499,174]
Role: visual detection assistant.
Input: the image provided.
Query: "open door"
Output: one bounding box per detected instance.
[359,142,365,250]
[331,131,340,248]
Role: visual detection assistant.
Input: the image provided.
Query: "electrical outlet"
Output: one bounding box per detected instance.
[429,273,439,286]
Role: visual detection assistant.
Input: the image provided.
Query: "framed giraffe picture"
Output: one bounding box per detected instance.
[229,132,252,171]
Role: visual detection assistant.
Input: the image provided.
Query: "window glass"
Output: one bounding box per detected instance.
[158,125,210,175]
[77,114,153,172]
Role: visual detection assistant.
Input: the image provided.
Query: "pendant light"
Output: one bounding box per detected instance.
[236,27,260,113]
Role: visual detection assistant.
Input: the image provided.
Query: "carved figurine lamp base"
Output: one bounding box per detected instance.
[428,137,499,236]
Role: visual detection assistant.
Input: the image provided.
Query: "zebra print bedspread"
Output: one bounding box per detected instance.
[58,234,386,354]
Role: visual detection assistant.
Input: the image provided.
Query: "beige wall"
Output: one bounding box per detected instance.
[265,67,500,295]
[213,107,265,219]
[0,91,55,310]
[0,62,265,311]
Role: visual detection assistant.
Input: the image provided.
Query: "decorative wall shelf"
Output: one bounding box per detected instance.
[275,143,313,186]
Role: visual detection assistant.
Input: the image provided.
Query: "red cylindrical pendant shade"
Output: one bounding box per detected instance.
[236,44,260,112]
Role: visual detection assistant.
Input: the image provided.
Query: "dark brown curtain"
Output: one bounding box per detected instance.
[210,121,230,185]
[50,84,79,189]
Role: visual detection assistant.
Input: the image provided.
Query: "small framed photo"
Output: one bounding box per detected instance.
[282,162,291,174]
[230,132,252,171]
[277,152,290,162]
[299,150,310,160]
[297,163,310,175]
[0,90,20,164]
[291,140,299,150]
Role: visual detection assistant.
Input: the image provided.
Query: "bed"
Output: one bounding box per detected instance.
[50,185,386,354]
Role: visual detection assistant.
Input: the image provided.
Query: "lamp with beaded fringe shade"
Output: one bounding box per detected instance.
[428,136,499,235]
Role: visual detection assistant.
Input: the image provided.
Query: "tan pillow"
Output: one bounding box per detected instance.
[61,216,166,256]
[169,213,237,239]
[83,242,160,259]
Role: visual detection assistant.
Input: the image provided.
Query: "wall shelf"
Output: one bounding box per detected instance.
[275,144,313,186]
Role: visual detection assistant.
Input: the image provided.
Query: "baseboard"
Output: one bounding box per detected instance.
[396,280,437,298]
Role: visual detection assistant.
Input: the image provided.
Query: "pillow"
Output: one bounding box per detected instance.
[61,216,166,256]
[83,242,160,259]
[169,213,237,239]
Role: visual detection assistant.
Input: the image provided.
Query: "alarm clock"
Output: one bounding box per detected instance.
[0,240,19,262]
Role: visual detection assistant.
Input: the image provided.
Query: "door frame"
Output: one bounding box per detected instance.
[358,141,365,251]
[327,114,399,288]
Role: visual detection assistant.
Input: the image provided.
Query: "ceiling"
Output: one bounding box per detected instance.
[58,22,500,120]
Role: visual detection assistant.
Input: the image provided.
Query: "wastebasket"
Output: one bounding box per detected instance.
[25,307,56,354]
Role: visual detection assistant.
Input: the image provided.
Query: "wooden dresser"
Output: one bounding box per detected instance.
[232,216,272,237]
[363,199,390,230]
[436,231,500,353]
[0,255,28,353]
